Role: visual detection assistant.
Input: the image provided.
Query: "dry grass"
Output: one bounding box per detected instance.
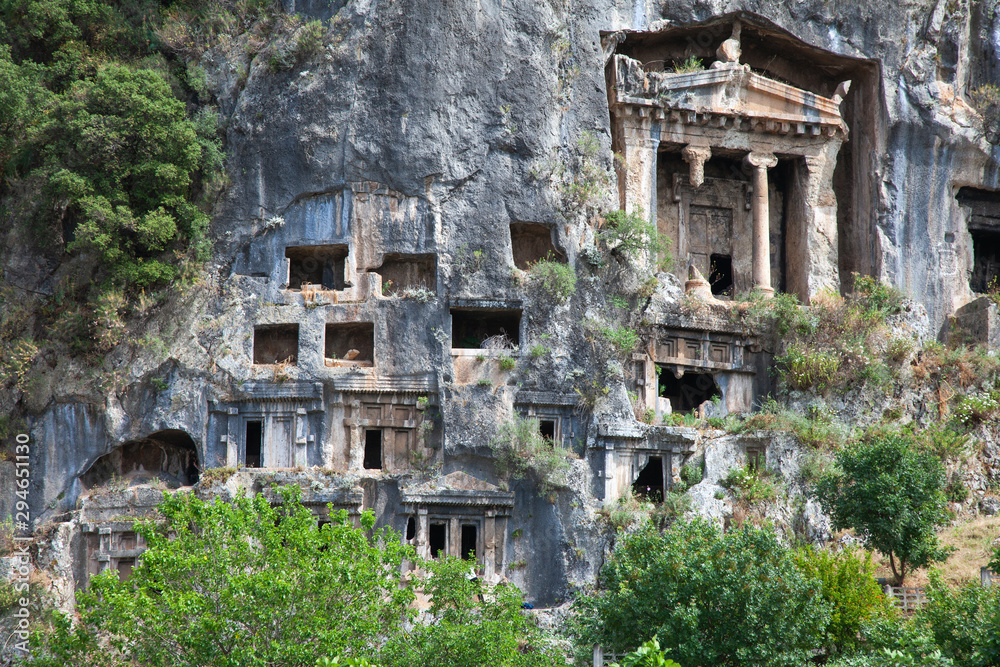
[867,514,1000,587]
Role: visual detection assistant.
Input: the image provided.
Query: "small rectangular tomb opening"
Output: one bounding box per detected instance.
[429,522,447,559]
[363,429,383,470]
[539,418,557,442]
[461,523,478,561]
[285,244,349,290]
[451,308,521,349]
[245,420,263,468]
[709,253,734,297]
[325,322,374,363]
[632,456,665,503]
[510,222,565,269]
[960,188,1000,293]
[746,445,766,471]
[116,558,136,582]
[658,367,721,414]
[370,253,436,294]
[253,324,299,365]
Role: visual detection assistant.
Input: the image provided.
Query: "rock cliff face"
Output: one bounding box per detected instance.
[7,0,1000,607]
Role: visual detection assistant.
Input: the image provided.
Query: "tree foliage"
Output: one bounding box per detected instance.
[792,546,895,655]
[380,556,566,667]
[814,432,953,584]
[575,519,830,667]
[917,571,1000,667]
[31,488,416,667]
[37,63,218,286]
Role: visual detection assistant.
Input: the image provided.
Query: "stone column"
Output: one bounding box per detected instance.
[747,152,778,296]
[681,145,712,188]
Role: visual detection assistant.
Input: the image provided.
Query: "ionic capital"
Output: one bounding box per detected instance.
[681,145,712,188]
[746,151,778,170]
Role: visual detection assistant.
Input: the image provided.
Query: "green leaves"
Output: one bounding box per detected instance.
[576,519,830,667]
[32,487,417,667]
[28,62,218,287]
[814,433,953,584]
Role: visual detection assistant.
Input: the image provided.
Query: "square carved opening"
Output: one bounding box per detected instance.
[253,324,299,365]
[370,253,436,294]
[450,308,521,349]
[325,322,374,364]
[510,222,564,270]
[285,244,349,290]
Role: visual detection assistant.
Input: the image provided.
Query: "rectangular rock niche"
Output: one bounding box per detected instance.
[510,222,565,269]
[325,322,374,364]
[285,244,349,290]
[959,188,1000,293]
[658,366,720,414]
[253,324,299,365]
[450,308,521,349]
[370,253,436,293]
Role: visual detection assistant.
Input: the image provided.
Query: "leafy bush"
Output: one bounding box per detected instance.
[530,258,576,302]
[295,19,326,59]
[381,557,568,667]
[679,461,702,486]
[918,571,1000,667]
[777,345,841,391]
[792,547,895,654]
[598,209,671,264]
[576,519,830,666]
[595,323,640,359]
[954,389,1000,427]
[814,432,953,584]
[529,344,550,359]
[609,639,681,667]
[490,416,576,495]
[497,354,516,371]
[721,464,778,504]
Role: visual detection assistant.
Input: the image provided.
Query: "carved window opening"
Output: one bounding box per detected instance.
[539,419,557,442]
[369,253,436,294]
[709,253,733,296]
[429,522,447,559]
[245,421,263,468]
[363,430,383,470]
[958,188,1000,293]
[658,367,720,413]
[325,322,374,364]
[405,516,416,541]
[119,532,137,550]
[632,457,665,503]
[746,445,766,471]
[461,524,478,561]
[285,245,349,290]
[510,222,565,269]
[116,558,135,581]
[80,429,200,490]
[253,324,298,365]
[450,308,521,349]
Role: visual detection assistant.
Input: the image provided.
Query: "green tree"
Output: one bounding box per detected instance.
[814,433,953,584]
[380,556,567,667]
[31,487,416,667]
[793,546,896,654]
[575,519,830,667]
[918,571,1000,667]
[33,63,219,287]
